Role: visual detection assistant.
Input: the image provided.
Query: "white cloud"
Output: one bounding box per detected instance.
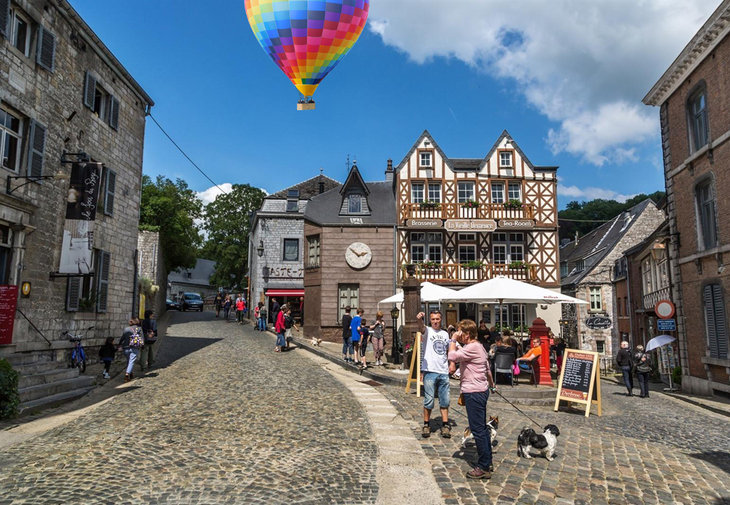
[368,0,719,165]
[558,183,634,203]
[196,183,232,206]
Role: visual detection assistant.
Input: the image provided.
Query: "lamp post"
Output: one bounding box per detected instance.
[390,305,400,365]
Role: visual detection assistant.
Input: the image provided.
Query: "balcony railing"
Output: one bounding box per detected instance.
[400,202,535,222]
[401,262,537,283]
[643,286,671,311]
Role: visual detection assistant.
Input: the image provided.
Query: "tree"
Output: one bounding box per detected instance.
[200,184,266,289]
[140,175,203,273]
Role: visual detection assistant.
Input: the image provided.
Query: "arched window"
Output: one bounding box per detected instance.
[687,83,709,152]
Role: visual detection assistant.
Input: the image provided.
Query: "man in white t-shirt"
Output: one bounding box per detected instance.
[417,310,451,438]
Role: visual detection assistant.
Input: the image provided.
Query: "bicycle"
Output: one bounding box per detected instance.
[63,326,94,373]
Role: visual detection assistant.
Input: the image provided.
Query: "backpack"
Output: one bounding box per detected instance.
[285,314,293,329]
[129,327,144,349]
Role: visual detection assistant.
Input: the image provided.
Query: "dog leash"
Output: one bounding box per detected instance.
[492,388,543,429]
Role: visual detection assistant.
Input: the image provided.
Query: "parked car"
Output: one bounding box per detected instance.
[166,299,180,311]
[181,292,204,312]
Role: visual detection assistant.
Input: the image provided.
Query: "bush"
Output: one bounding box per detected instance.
[672,366,682,386]
[0,359,20,419]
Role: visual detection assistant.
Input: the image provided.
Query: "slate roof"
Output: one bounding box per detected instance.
[168,258,216,287]
[560,199,656,287]
[304,180,397,226]
[267,174,340,200]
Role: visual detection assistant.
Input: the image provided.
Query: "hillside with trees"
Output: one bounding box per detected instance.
[558,191,665,242]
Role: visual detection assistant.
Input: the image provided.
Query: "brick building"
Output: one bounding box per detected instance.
[248,173,339,323]
[0,0,153,410]
[560,200,665,356]
[643,0,730,395]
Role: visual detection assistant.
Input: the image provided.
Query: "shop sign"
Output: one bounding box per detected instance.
[498,219,535,230]
[266,266,303,279]
[407,219,442,228]
[444,219,497,232]
[585,315,612,329]
[0,285,18,345]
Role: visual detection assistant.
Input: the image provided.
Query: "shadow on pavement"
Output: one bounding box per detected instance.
[688,450,730,475]
[153,335,223,370]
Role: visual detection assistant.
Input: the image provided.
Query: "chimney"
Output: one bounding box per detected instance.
[385,158,394,183]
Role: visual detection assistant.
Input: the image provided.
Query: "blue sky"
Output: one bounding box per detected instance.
[70,0,720,209]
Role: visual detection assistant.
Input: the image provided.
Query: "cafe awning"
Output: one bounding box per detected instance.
[265,289,304,297]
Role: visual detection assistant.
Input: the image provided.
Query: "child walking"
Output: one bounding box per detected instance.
[99,337,116,379]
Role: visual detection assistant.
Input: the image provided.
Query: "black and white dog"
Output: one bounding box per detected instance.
[517,424,560,461]
[460,416,499,448]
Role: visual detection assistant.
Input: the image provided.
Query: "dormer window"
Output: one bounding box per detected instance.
[348,194,362,213]
[419,151,432,167]
[499,151,513,167]
[286,189,299,212]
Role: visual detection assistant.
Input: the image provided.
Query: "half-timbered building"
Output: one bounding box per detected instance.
[394,130,561,330]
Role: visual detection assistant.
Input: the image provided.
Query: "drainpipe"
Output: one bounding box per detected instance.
[625,255,635,348]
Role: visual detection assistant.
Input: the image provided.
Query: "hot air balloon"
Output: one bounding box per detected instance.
[244,0,370,110]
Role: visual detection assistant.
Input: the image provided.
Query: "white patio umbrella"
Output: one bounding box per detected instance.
[443,276,588,305]
[377,281,460,305]
[645,334,675,352]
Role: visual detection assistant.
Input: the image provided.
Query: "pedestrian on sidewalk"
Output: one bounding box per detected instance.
[118,317,143,382]
[214,292,223,318]
[634,345,652,398]
[284,306,294,350]
[258,303,267,331]
[253,303,261,330]
[350,308,363,365]
[236,294,245,324]
[271,297,280,325]
[342,306,353,363]
[369,311,386,366]
[98,337,116,379]
[449,318,497,480]
[359,318,370,369]
[274,304,287,352]
[616,340,634,396]
[140,309,158,372]
[223,295,232,321]
[417,310,452,439]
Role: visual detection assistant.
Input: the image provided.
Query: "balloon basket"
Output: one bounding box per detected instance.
[297,102,315,110]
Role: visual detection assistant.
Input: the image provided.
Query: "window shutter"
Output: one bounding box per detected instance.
[36,26,56,72]
[66,277,81,312]
[104,169,116,216]
[711,284,728,359]
[27,120,46,178]
[108,96,119,130]
[96,250,110,312]
[83,71,96,109]
[0,0,10,39]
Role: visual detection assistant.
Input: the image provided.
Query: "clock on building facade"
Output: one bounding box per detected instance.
[345,242,372,269]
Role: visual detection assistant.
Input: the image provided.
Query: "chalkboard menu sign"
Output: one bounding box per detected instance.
[554,349,602,417]
[0,285,19,345]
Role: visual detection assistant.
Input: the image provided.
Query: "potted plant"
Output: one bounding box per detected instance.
[508,260,525,269]
[421,260,441,269]
[461,199,479,209]
[461,260,483,269]
[504,199,522,211]
[419,200,441,210]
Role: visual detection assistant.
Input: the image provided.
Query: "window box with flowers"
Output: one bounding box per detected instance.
[419,200,441,210]
[508,260,530,270]
[461,260,483,269]
[461,200,479,209]
[504,199,523,211]
[420,260,441,270]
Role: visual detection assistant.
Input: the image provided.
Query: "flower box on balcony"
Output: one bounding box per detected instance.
[504,199,523,211]
[419,261,441,270]
[461,200,479,209]
[419,201,441,210]
[508,261,530,270]
[461,261,483,269]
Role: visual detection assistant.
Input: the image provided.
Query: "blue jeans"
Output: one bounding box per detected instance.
[621,366,633,393]
[124,348,139,374]
[464,390,492,471]
[258,317,266,330]
[637,372,650,397]
[422,372,450,410]
[276,332,286,348]
[342,337,354,356]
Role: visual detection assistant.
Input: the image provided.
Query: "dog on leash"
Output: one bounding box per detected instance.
[517,424,560,461]
[310,337,322,347]
[460,416,499,448]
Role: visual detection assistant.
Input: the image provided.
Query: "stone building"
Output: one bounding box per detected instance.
[393,130,561,331]
[560,200,665,357]
[0,0,153,410]
[248,173,339,323]
[167,258,217,301]
[137,230,166,316]
[642,0,730,395]
[303,164,396,341]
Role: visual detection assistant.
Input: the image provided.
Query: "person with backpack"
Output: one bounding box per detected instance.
[259,303,268,331]
[118,317,143,382]
[284,306,294,350]
[140,309,157,372]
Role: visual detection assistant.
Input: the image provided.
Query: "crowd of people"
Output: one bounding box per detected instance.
[340,306,388,369]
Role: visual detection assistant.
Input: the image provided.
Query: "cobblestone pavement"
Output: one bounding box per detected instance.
[380,378,730,505]
[0,312,381,504]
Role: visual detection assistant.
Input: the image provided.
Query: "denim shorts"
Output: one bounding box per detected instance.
[422,372,450,410]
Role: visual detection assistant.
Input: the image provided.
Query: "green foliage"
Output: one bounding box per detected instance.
[558,191,665,242]
[672,365,682,385]
[140,175,203,274]
[0,359,20,419]
[138,276,154,299]
[419,200,441,209]
[504,199,523,210]
[461,260,483,269]
[201,184,266,289]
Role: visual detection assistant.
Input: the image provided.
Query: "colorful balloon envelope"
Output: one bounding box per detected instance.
[244,0,370,103]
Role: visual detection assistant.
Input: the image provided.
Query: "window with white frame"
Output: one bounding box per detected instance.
[0,108,23,173]
[492,244,506,264]
[589,287,602,312]
[427,183,441,202]
[499,151,513,167]
[411,231,442,263]
[83,72,120,129]
[457,182,475,203]
[8,9,31,56]
[307,235,320,268]
[411,182,424,203]
[696,179,717,250]
[491,182,505,203]
[508,182,521,201]
[687,86,708,152]
[703,283,728,359]
[493,232,524,263]
[509,244,524,262]
[458,233,476,242]
[283,238,299,261]
[641,257,653,295]
[459,245,476,263]
[419,151,432,167]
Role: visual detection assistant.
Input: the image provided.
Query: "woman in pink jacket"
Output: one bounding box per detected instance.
[274,304,287,352]
[448,319,497,480]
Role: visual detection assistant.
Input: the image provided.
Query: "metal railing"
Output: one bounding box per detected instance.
[401,262,537,283]
[643,286,671,310]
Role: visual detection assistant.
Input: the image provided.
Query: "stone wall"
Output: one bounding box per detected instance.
[137,230,166,316]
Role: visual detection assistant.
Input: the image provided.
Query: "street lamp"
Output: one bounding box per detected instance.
[390,305,400,365]
[257,240,264,257]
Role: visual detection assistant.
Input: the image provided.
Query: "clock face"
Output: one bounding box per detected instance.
[345,242,372,269]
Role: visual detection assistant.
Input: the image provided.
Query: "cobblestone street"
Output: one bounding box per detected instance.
[1,313,729,505]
